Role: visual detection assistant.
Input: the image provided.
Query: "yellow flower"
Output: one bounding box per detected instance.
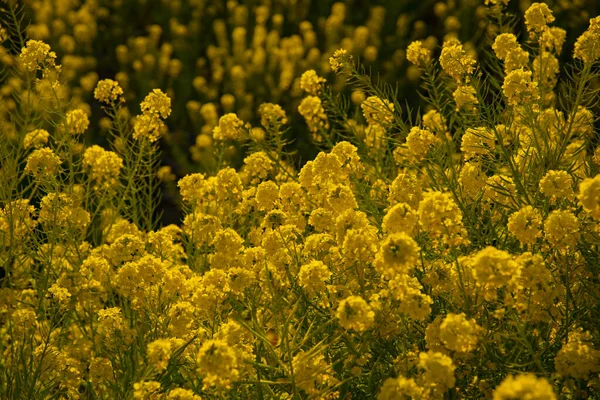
[25,148,61,179]
[133,89,172,141]
[439,40,476,81]
[453,84,479,112]
[168,302,197,337]
[574,17,600,64]
[23,129,50,149]
[377,376,424,400]
[502,68,539,107]
[405,127,438,160]
[133,113,164,142]
[329,48,349,72]
[0,200,36,244]
[258,102,288,132]
[361,96,394,127]
[539,170,573,199]
[147,338,183,372]
[97,307,125,336]
[94,79,124,103]
[196,339,239,390]
[140,88,171,119]
[388,274,433,320]
[292,351,336,394]
[19,39,56,72]
[255,180,280,211]
[543,210,580,251]
[417,191,468,246]
[83,145,123,188]
[533,51,559,89]
[492,33,529,72]
[382,203,418,235]
[471,246,520,290]
[300,69,326,95]
[213,113,245,141]
[133,381,161,400]
[578,174,600,219]
[524,3,555,37]
[65,109,90,135]
[439,313,481,353]
[375,232,420,278]
[507,206,543,245]
[10,309,37,336]
[47,283,71,306]
[406,41,432,67]
[492,374,556,400]
[166,388,202,400]
[336,295,375,332]
[418,351,456,392]
[459,162,486,199]
[298,260,331,294]
[422,109,447,133]
[364,123,387,153]
[554,332,600,379]
[298,96,329,136]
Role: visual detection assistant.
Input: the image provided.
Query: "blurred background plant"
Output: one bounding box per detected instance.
[2,0,599,224]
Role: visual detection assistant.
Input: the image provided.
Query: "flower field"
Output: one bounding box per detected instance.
[1,0,600,398]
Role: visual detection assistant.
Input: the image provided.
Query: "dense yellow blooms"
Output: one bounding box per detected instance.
[300,69,326,95]
[507,206,543,245]
[502,69,539,107]
[213,113,245,141]
[25,147,61,179]
[492,374,556,400]
[19,39,56,72]
[3,3,600,399]
[337,296,375,332]
[459,162,486,198]
[406,41,432,67]
[375,232,420,278]
[23,129,49,149]
[405,127,438,160]
[574,17,600,64]
[439,40,476,81]
[418,351,456,393]
[65,109,90,135]
[439,313,481,353]
[329,48,349,72]
[196,339,239,390]
[493,33,529,72]
[453,84,479,112]
[461,127,495,159]
[543,210,580,251]
[539,170,573,200]
[471,246,520,295]
[417,191,468,246]
[298,260,331,295]
[361,96,395,127]
[292,351,337,395]
[94,79,124,103]
[259,102,288,132]
[578,174,600,219]
[377,376,424,399]
[382,203,418,235]
[133,89,172,141]
[298,96,329,136]
[82,145,123,188]
[554,330,600,379]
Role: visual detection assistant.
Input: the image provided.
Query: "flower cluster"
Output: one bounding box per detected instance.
[133,89,172,141]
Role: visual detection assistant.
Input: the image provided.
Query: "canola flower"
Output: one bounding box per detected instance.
[2,2,600,399]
